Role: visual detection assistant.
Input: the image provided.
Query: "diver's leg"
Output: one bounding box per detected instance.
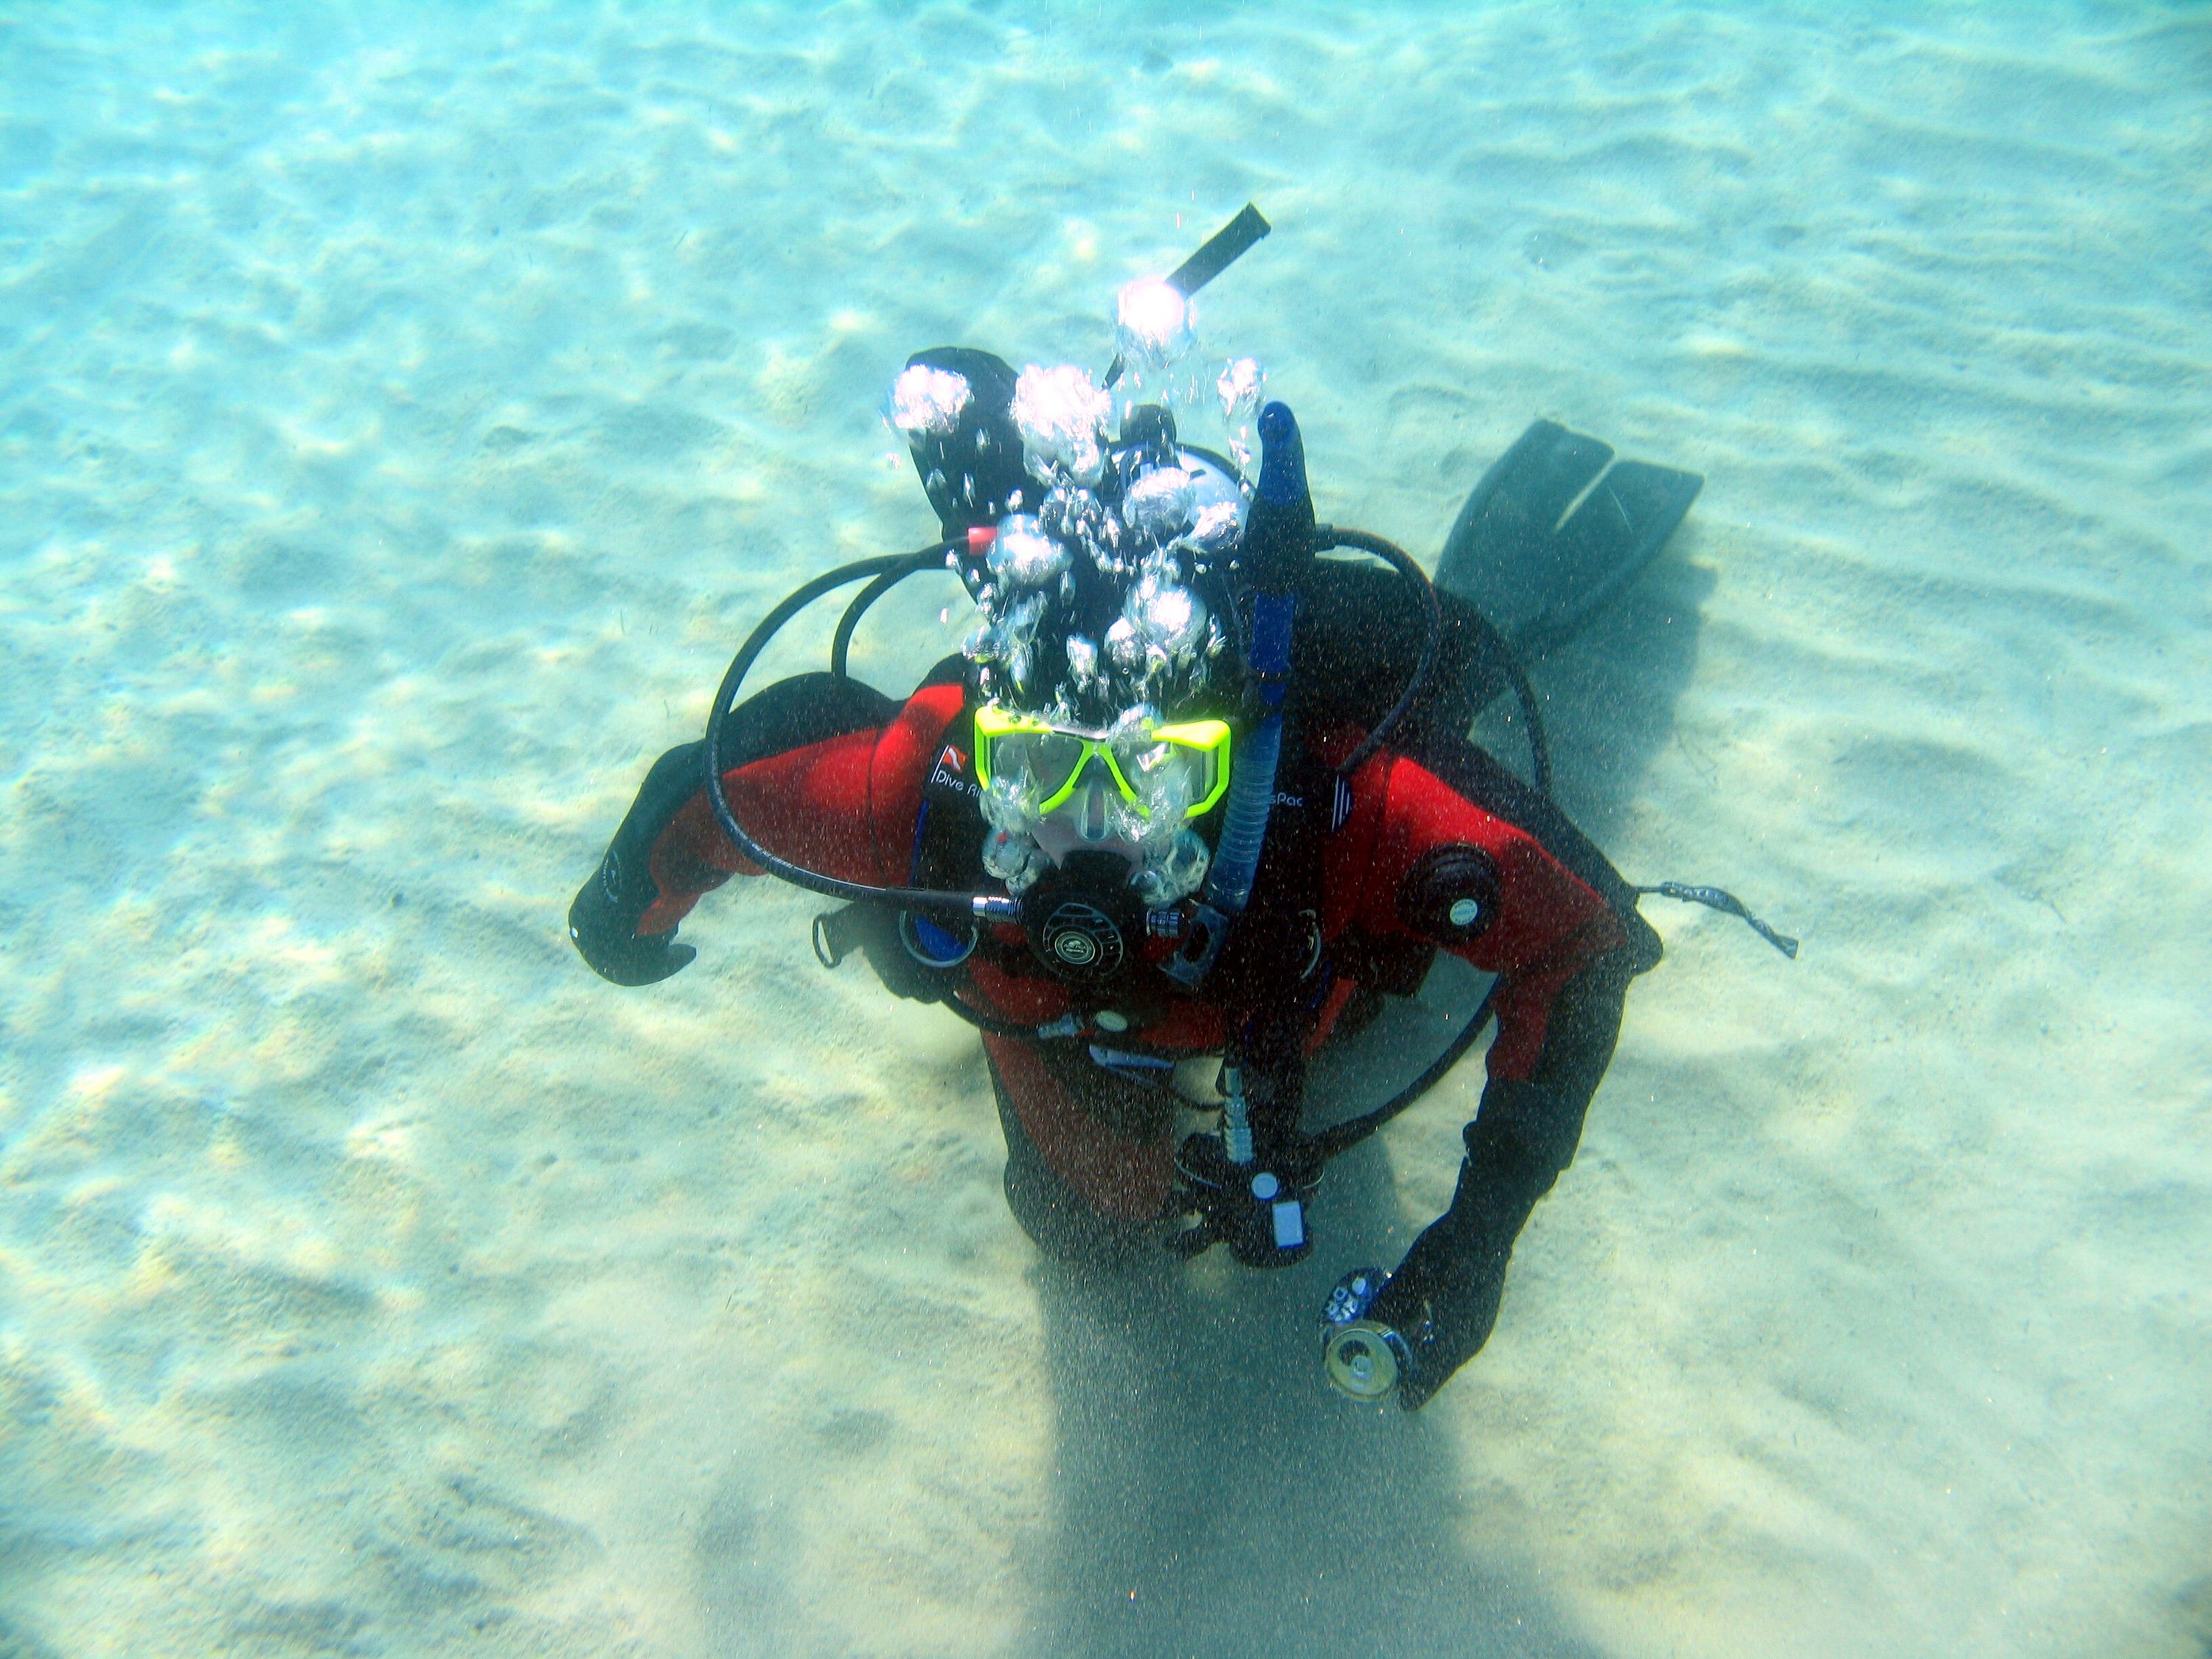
[982,1035,1174,1267]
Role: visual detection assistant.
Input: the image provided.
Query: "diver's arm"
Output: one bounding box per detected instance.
[1332,746,1646,1405]
[568,740,714,987]
[1366,942,1637,1407]
[567,727,888,986]
[568,676,955,986]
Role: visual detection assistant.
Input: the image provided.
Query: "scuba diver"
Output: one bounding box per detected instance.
[568,207,1792,1410]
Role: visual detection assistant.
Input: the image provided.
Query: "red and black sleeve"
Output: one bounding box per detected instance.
[567,672,910,985]
[1324,734,1662,1404]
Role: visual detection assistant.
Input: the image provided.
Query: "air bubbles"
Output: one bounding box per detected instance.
[1127,574,1208,664]
[1100,574,1209,698]
[1097,566,1217,706]
[1215,358,1267,476]
[1065,634,1102,695]
[1133,827,1211,907]
[1217,357,1264,421]
[1104,615,1142,674]
[981,824,1048,891]
[1002,594,1046,690]
[987,515,1070,588]
[964,591,1047,690]
[1116,277,1197,371]
[888,364,972,437]
[1123,466,1195,542]
[944,262,1270,723]
[1012,364,1111,484]
[1186,499,1242,556]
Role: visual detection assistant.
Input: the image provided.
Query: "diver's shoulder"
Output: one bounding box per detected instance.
[896,678,968,731]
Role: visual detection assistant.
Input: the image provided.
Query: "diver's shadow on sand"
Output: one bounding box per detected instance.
[1027,1138,1598,1659]
[1026,547,1714,1656]
[1484,541,1718,844]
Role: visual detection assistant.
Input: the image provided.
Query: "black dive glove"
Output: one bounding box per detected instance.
[1364,1215,1512,1411]
[1362,1078,1562,1410]
[568,854,695,987]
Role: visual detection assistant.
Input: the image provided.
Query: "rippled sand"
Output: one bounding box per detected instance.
[3,4,2208,1656]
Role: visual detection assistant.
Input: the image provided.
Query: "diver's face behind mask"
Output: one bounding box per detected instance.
[1033,771,1134,860]
[975,703,1225,908]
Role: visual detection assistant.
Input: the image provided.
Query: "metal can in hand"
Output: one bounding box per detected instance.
[1318,1267,1413,1402]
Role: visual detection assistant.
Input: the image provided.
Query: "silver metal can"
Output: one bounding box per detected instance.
[1318,1267,1413,1402]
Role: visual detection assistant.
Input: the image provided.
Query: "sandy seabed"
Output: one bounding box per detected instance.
[2,3,2208,1656]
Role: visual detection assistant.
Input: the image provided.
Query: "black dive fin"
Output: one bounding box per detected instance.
[1436,420,1703,657]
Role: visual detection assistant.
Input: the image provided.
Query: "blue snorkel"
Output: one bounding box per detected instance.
[1167,400,1315,987]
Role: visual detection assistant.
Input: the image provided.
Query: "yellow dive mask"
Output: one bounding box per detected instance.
[973,702,1233,820]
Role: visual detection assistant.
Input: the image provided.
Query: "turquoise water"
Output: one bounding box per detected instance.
[3,3,2208,1655]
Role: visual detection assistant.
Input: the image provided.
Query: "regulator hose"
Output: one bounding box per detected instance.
[701,543,1020,922]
